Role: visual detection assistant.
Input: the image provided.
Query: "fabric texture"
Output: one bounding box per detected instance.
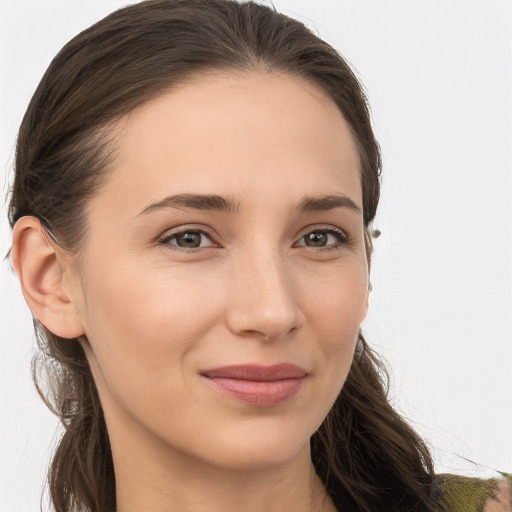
[437,472,512,511]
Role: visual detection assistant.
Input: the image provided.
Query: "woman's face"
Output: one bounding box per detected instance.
[69,71,369,471]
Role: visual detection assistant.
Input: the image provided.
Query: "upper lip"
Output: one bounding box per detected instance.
[201,363,308,381]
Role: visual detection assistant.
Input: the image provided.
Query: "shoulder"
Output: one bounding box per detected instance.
[437,473,512,512]
[484,477,511,512]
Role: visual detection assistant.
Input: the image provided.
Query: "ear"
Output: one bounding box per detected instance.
[360,281,370,322]
[11,216,85,339]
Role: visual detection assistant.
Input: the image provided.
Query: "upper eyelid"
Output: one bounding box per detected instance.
[158,223,348,247]
[293,226,348,248]
[295,224,348,240]
[158,225,215,239]
[303,224,347,235]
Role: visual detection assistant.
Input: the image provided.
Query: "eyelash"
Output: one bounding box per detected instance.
[158,225,349,254]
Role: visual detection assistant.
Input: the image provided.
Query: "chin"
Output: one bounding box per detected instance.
[206,441,309,472]
[183,415,316,472]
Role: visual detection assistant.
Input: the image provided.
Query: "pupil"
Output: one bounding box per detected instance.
[306,232,327,247]
[178,232,201,248]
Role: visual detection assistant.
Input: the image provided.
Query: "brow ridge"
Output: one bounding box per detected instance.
[139,194,241,216]
[138,192,361,216]
[290,194,361,215]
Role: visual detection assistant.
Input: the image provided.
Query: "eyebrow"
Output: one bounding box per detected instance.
[138,194,241,216]
[290,194,361,215]
[137,193,361,217]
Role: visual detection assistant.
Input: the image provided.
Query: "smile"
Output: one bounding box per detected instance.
[200,363,308,407]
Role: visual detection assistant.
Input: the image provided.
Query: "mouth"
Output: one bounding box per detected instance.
[200,363,308,407]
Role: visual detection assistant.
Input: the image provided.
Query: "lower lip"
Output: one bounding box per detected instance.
[204,376,305,406]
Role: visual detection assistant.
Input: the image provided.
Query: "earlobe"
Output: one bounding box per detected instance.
[11,216,85,339]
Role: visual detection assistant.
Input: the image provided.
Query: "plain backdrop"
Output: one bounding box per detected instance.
[1,1,511,510]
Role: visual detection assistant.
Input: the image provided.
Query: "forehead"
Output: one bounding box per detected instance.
[92,71,362,218]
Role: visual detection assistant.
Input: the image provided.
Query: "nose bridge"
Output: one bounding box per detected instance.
[225,241,302,341]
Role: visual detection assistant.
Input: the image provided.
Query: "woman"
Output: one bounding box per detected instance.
[4,1,511,511]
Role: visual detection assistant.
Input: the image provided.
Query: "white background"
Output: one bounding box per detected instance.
[1,1,511,510]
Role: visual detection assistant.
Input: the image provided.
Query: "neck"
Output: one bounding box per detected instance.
[109,415,335,512]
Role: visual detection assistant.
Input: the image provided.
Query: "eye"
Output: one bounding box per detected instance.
[159,229,218,251]
[295,227,348,249]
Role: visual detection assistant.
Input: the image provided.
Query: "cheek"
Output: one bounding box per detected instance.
[299,261,368,405]
[305,261,368,338]
[80,246,367,388]
[84,259,222,341]
[79,261,225,406]
[83,252,368,378]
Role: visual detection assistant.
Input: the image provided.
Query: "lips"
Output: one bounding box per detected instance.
[201,363,307,407]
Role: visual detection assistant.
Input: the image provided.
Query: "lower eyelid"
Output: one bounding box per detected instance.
[158,226,348,250]
[159,229,217,248]
[295,228,348,247]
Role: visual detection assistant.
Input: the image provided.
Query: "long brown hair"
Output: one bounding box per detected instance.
[9,1,440,510]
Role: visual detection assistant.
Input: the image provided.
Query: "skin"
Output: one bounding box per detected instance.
[13,71,369,511]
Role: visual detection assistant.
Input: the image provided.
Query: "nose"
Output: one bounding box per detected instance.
[224,249,305,343]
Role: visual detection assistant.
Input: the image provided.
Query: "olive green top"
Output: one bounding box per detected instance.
[438,471,512,511]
